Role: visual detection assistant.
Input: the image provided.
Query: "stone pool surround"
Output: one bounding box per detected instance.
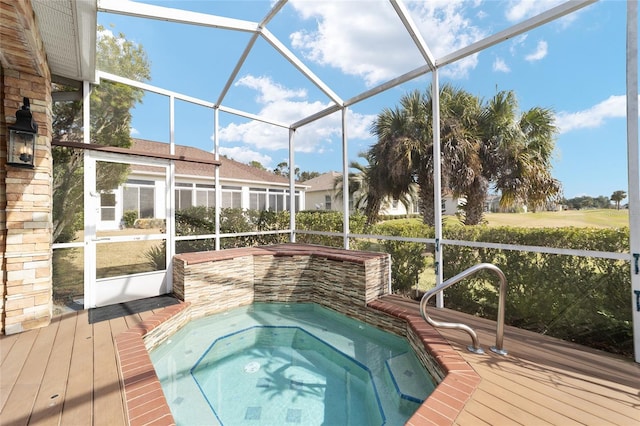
[114,244,480,425]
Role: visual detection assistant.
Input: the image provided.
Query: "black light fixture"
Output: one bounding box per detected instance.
[7,97,38,168]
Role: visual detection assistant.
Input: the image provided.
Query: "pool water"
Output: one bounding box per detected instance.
[151,303,437,425]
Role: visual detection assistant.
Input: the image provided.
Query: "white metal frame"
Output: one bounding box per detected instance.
[84,150,171,308]
[91,0,639,362]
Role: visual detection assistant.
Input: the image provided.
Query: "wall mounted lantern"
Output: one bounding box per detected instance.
[7,97,38,168]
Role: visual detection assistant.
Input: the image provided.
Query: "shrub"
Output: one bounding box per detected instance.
[371,221,434,294]
[145,243,166,270]
[122,210,138,228]
[441,225,632,356]
[296,210,367,247]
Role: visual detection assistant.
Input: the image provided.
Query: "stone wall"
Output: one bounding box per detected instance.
[173,244,391,323]
[1,0,53,334]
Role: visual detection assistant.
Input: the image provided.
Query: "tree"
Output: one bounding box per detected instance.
[333,152,417,221]
[52,25,150,242]
[611,190,627,210]
[563,195,611,210]
[273,161,299,179]
[367,85,561,225]
[248,160,266,170]
[333,154,371,213]
[299,171,321,182]
[368,90,431,224]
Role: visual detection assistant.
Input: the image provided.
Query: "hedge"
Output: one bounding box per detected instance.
[149,208,633,357]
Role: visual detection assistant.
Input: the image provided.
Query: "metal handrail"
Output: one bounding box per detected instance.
[419,263,508,355]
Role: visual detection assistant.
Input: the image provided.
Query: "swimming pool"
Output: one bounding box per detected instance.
[150,303,437,425]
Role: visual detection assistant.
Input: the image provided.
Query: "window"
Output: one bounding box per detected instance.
[290,191,300,212]
[175,182,194,211]
[221,186,241,208]
[175,188,192,210]
[100,192,116,221]
[124,181,155,218]
[139,187,154,217]
[249,188,267,210]
[325,195,332,210]
[196,184,216,208]
[269,189,286,212]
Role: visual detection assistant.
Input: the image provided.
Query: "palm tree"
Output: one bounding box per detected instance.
[369,84,482,225]
[333,152,418,221]
[333,154,370,213]
[366,86,561,225]
[611,190,627,210]
[485,92,561,213]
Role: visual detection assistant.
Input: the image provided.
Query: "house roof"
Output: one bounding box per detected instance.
[303,171,342,192]
[131,139,293,187]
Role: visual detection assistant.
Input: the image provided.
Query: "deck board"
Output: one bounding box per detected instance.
[1,322,59,426]
[422,303,640,426]
[0,328,38,411]
[1,295,639,426]
[60,310,94,426]
[0,332,19,365]
[92,319,126,426]
[28,314,75,426]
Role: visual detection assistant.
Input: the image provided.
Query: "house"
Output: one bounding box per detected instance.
[97,139,306,231]
[303,171,461,216]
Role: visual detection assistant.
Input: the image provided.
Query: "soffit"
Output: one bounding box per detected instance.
[31,0,97,84]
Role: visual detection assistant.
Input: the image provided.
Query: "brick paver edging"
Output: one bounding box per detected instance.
[368,299,481,426]
[115,303,189,426]
[115,299,480,426]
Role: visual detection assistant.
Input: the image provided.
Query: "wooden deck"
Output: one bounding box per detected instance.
[1,296,639,426]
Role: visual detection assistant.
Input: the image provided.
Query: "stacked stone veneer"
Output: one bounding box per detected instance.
[172,243,390,323]
[1,0,53,334]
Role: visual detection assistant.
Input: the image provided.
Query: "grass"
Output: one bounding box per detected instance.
[482,209,629,228]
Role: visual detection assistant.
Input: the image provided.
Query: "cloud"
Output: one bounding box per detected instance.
[505,0,579,28]
[509,34,527,55]
[555,95,628,134]
[493,57,510,73]
[130,127,139,135]
[288,0,486,85]
[524,40,548,62]
[219,75,376,153]
[218,146,273,167]
[505,0,565,22]
[236,75,307,104]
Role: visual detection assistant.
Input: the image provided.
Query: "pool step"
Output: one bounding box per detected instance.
[385,352,434,403]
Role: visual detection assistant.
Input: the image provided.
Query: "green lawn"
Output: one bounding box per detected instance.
[482,209,629,228]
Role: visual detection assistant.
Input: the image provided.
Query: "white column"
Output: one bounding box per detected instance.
[82,81,95,308]
[166,95,175,290]
[342,107,350,249]
[289,128,296,242]
[214,108,221,250]
[431,71,444,307]
[626,0,640,363]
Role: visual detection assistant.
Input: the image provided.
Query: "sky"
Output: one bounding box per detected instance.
[97,0,636,200]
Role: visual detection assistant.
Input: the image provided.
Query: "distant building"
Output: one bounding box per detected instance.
[303,171,461,216]
[97,139,306,230]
